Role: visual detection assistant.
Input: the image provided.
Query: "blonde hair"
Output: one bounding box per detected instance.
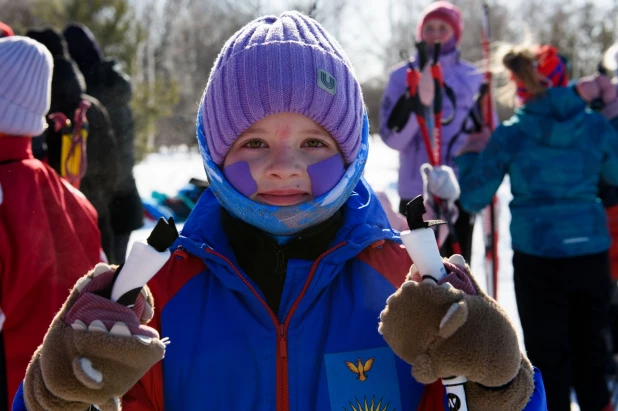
[491,38,546,107]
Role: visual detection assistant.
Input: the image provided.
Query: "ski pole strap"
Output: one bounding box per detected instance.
[63,99,92,188]
[441,85,457,125]
[386,41,457,133]
[48,112,70,133]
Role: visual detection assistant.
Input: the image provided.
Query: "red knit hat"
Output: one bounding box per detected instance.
[535,45,568,88]
[515,45,568,103]
[416,1,463,44]
[0,22,14,38]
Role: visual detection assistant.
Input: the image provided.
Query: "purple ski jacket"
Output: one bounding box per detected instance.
[379,49,485,200]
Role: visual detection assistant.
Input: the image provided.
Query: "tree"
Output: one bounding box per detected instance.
[30,0,143,73]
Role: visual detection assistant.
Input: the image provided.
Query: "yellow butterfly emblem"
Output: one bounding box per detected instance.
[345,357,375,382]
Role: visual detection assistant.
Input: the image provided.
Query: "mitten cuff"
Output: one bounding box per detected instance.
[465,355,535,411]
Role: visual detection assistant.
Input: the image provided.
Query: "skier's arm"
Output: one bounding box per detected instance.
[455,126,512,213]
[380,257,542,410]
[379,68,420,151]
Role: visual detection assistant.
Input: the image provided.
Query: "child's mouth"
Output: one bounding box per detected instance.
[256,190,311,206]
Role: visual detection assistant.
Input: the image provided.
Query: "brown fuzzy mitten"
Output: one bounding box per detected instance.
[23,263,167,411]
[378,255,534,410]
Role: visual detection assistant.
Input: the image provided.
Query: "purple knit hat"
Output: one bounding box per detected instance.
[200,11,364,166]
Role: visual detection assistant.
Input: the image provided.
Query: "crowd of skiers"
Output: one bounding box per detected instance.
[378,2,618,410]
[2,0,618,409]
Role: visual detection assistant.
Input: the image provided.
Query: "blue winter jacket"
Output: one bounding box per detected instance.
[456,87,618,258]
[13,180,547,410]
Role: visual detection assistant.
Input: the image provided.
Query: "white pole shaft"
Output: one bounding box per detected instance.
[400,228,468,410]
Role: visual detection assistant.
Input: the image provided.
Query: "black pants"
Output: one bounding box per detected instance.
[399,199,474,263]
[513,250,612,411]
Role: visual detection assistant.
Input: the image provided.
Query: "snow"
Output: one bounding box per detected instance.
[130,136,525,344]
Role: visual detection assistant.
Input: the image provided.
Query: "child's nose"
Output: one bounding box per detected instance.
[266,148,302,179]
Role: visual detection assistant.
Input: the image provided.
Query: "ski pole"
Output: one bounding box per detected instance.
[481,0,499,299]
[400,196,468,411]
[411,42,462,255]
[428,43,462,255]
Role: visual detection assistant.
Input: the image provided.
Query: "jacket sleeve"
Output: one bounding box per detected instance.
[522,368,548,410]
[11,382,26,411]
[378,67,420,151]
[80,96,121,262]
[455,125,513,214]
[417,367,546,410]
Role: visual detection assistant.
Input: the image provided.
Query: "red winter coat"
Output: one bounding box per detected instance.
[0,136,102,408]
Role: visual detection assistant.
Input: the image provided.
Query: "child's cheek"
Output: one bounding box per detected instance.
[307,154,345,197]
[223,161,258,197]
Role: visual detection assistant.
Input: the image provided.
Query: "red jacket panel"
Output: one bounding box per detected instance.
[0,137,102,408]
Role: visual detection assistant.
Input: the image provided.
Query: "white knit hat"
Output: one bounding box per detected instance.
[0,36,53,136]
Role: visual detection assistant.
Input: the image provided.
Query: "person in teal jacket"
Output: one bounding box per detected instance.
[454,43,618,411]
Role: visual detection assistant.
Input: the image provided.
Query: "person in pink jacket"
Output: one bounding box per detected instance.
[379,1,489,261]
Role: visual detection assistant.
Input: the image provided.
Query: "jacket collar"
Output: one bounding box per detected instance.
[438,48,461,69]
[0,136,33,163]
[174,178,401,291]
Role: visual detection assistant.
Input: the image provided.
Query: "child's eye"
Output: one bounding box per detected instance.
[242,139,266,149]
[303,139,327,148]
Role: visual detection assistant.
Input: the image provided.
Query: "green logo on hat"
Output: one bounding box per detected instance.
[318,68,336,95]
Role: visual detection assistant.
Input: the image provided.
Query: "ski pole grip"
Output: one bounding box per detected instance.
[400,196,447,283]
[433,42,441,65]
[400,197,469,411]
[110,217,179,306]
[417,41,429,70]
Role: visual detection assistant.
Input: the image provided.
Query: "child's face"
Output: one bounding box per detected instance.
[421,18,454,46]
[223,112,342,207]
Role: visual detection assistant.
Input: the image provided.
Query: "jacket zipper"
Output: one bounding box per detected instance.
[206,241,347,411]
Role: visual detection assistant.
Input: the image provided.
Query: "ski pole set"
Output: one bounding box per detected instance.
[401,196,469,411]
[387,39,462,255]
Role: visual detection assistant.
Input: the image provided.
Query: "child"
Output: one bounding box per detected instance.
[0,36,102,409]
[16,13,545,411]
[379,1,488,261]
[455,43,618,411]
